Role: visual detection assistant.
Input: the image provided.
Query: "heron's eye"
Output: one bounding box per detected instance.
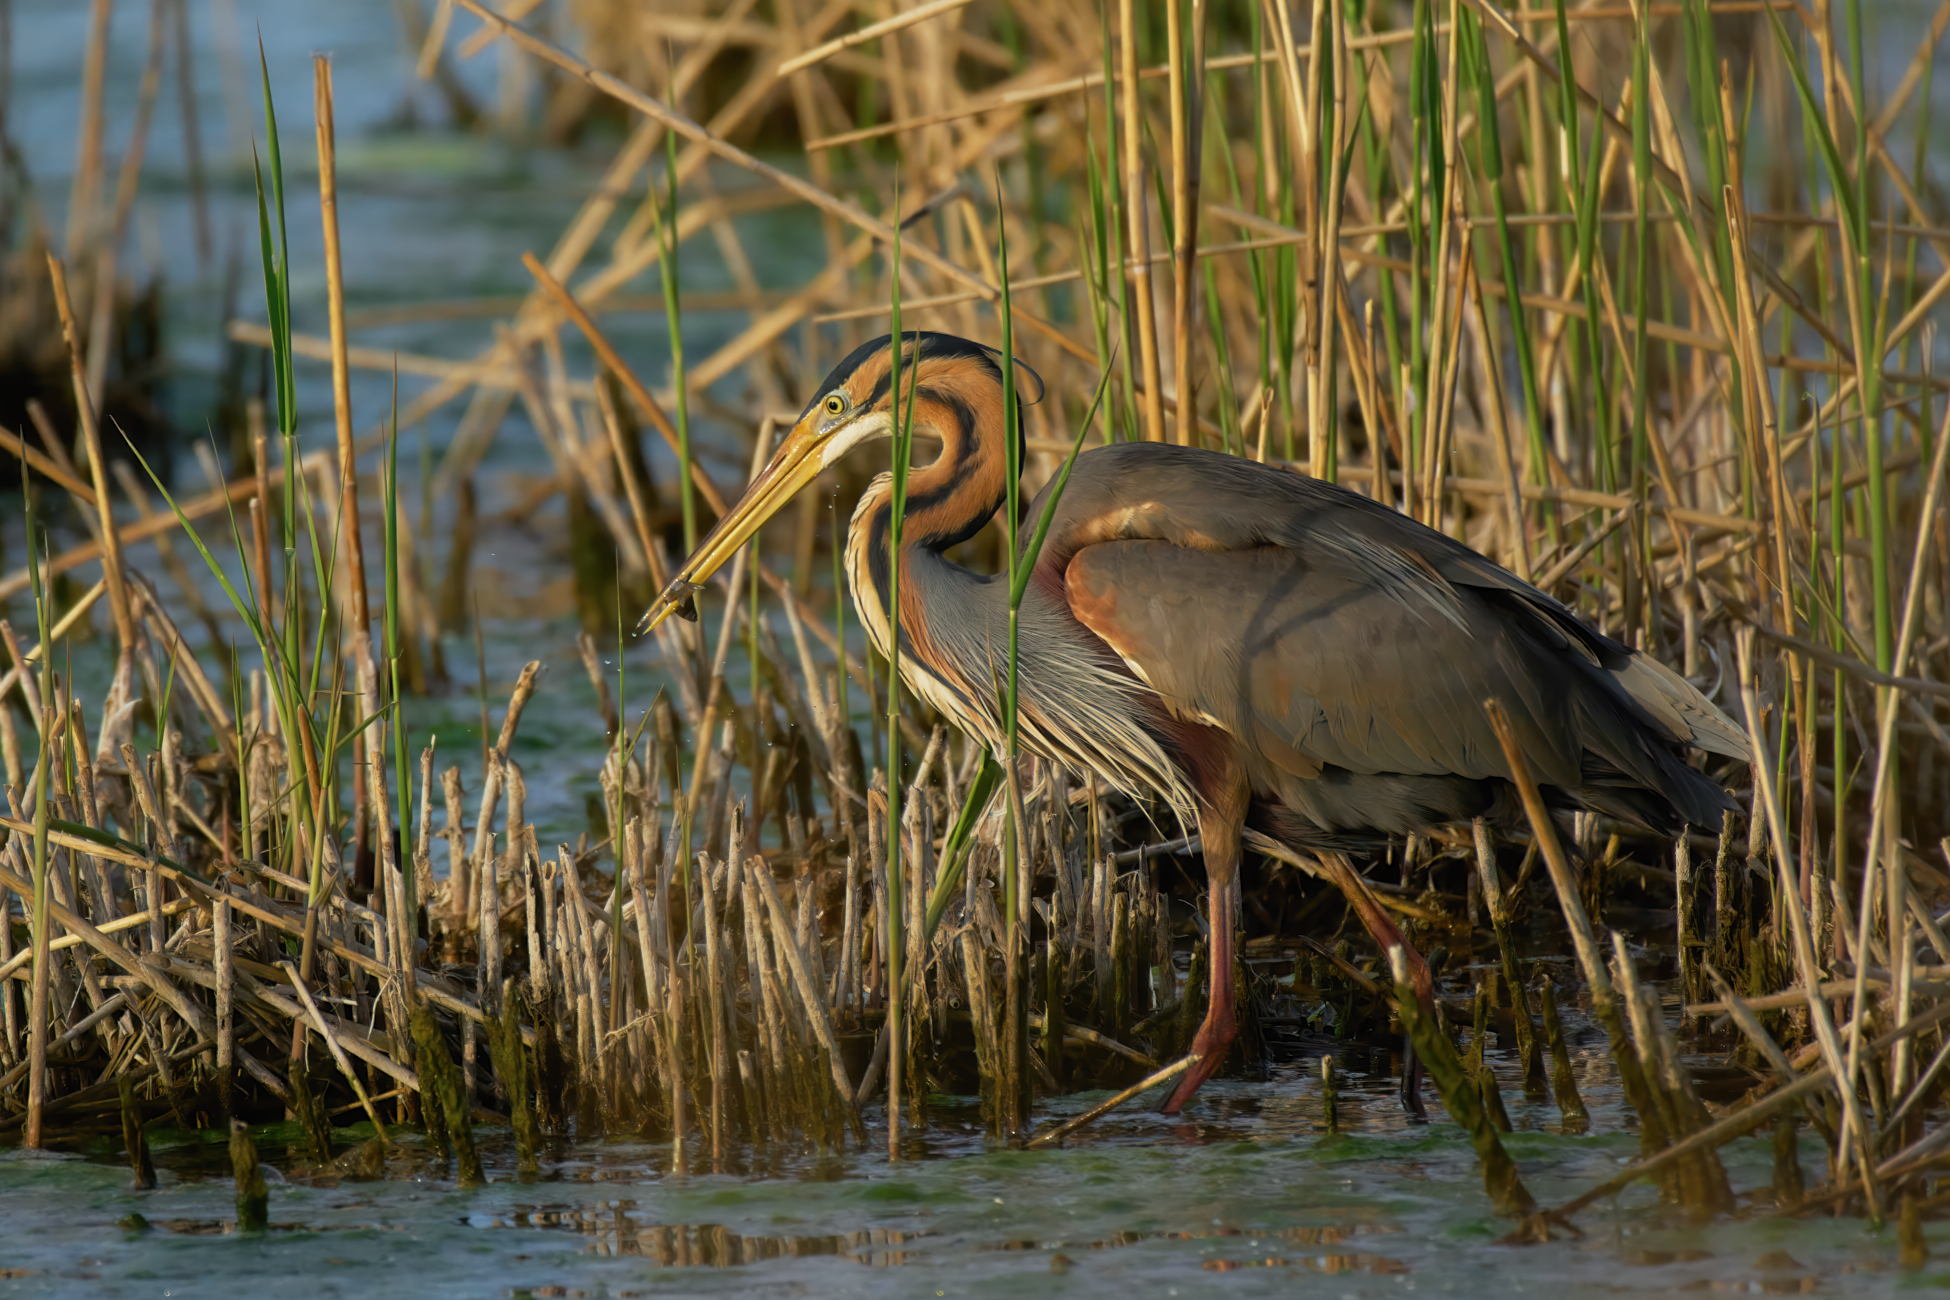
[823,393,846,417]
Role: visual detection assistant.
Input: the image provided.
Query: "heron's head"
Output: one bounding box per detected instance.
[638,331,1040,633]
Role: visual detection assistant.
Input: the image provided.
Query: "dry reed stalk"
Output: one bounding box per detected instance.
[1537,971,1586,1127]
[1026,1054,1196,1148]
[1167,0,1202,448]
[1466,271,1531,579]
[312,48,381,842]
[0,884,21,1072]
[0,850,215,1040]
[696,845,731,1163]
[0,810,525,1041]
[1736,626,1883,1209]
[1841,394,1950,1117]
[662,855,690,1174]
[1483,697,1685,1170]
[65,0,114,255]
[457,0,1102,368]
[733,843,785,1116]
[837,842,862,1016]
[1091,850,1111,1016]
[625,827,667,1120]
[0,429,94,506]
[565,853,605,1110]
[807,22,1425,152]
[9,0,1950,1238]
[775,0,978,77]
[1614,934,1733,1213]
[478,763,508,1013]
[282,959,389,1138]
[44,257,138,726]
[1472,817,1541,1091]
[0,597,102,734]
[83,0,166,413]
[543,329,654,582]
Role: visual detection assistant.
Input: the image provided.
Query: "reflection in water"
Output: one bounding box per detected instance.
[994,1219,1408,1276]
[142,1217,400,1236]
[471,1203,924,1266]
[477,1203,1407,1276]
[1203,1253,1409,1274]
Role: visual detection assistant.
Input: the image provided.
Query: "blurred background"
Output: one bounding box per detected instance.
[1,0,1946,861]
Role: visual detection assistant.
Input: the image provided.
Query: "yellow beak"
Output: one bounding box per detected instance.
[637,411,845,634]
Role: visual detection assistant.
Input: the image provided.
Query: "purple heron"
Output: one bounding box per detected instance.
[640,331,1748,1113]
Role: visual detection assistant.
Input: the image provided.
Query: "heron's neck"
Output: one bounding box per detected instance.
[845,469,1006,657]
[847,439,1028,758]
[851,393,1014,602]
[841,388,1021,709]
[889,392,1017,554]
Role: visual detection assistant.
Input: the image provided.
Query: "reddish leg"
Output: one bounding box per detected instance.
[1163,776,1248,1115]
[1162,869,1238,1113]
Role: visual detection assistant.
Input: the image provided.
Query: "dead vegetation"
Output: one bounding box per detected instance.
[2,0,1949,1241]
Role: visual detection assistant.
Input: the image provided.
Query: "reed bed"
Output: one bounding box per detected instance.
[3,0,1950,1240]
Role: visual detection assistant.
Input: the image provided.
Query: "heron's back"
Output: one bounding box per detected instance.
[1038,443,1744,843]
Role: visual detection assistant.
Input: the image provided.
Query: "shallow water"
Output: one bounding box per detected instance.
[8,3,1950,1295]
[8,0,836,858]
[6,0,1948,853]
[0,1042,1932,1300]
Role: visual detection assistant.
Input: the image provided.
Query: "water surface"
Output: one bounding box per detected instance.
[2,1035,1935,1299]
[5,5,1946,1296]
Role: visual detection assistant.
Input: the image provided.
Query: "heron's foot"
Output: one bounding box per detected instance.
[1399,1035,1428,1118]
[1160,1018,1235,1114]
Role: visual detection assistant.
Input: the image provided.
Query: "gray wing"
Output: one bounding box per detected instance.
[1043,444,1743,828]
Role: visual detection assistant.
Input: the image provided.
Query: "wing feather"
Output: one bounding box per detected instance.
[1042,442,1743,831]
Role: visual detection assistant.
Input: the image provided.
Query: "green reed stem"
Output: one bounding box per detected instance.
[1681,0,1735,311]
[1249,0,1275,422]
[254,44,318,806]
[138,58,343,894]
[656,127,696,554]
[834,475,849,736]
[1847,0,1892,678]
[1554,0,1613,495]
[922,753,1002,941]
[1764,1,1889,669]
[1462,11,1546,493]
[1359,57,1403,488]
[1082,127,1116,430]
[1097,3,1138,443]
[24,502,52,1146]
[1629,2,1652,506]
[997,185,1022,937]
[884,194,919,1152]
[383,371,411,910]
[1013,372,1116,618]
[1406,0,1438,489]
[1200,76,1241,456]
[1900,55,1935,456]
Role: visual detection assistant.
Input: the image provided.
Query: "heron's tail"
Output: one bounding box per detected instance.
[1608,653,1750,760]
